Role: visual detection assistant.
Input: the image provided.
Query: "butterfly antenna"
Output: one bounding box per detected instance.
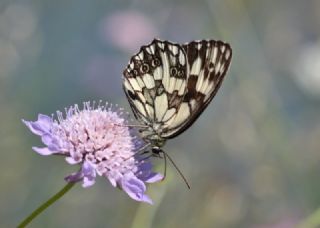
[161,150,190,189]
[162,150,167,181]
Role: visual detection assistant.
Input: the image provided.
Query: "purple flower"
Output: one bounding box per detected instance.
[23,102,162,204]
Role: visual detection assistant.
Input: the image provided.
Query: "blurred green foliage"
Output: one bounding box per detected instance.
[2,0,320,227]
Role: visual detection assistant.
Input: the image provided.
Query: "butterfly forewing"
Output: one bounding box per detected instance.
[123,38,232,141]
[123,39,188,130]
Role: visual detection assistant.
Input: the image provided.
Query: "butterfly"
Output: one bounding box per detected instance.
[122,39,232,186]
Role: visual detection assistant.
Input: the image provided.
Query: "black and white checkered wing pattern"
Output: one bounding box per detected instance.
[123,39,232,140]
[123,39,188,129]
[162,40,232,138]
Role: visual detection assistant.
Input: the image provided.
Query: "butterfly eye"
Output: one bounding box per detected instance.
[152,58,161,67]
[170,67,177,76]
[140,63,149,73]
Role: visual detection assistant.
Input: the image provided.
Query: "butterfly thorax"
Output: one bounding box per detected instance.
[140,123,166,148]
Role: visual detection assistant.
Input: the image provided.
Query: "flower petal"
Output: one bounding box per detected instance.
[65,156,81,164]
[143,172,163,183]
[121,173,152,204]
[65,171,83,183]
[140,194,153,204]
[106,170,122,187]
[136,160,163,183]
[41,134,61,151]
[22,114,53,136]
[65,161,97,187]
[81,161,96,188]
[83,176,96,188]
[32,146,57,155]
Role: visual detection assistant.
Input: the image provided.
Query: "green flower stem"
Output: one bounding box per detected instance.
[18,182,76,228]
[298,207,320,228]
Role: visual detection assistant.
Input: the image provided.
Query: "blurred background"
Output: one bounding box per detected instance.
[2,0,320,227]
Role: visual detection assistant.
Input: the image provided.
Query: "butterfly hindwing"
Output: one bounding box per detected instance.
[123,39,188,129]
[163,40,232,138]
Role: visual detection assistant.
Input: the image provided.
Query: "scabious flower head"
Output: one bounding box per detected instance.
[23,102,162,204]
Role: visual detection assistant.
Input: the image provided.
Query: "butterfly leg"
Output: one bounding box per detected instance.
[114,123,149,129]
[136,142,151,154]
[122,142,151,162]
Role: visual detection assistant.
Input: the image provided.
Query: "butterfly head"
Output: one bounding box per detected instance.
[151,146,163,156]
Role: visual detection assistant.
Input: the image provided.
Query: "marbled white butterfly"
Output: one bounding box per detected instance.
[123,39,232,186]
